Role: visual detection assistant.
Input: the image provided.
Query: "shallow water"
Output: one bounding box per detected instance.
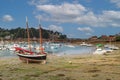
[0,50,16,58]
[55,45,95,55]
[0,45,95,58]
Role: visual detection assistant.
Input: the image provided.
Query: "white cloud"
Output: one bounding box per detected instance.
[67,34,74,38]
[48,25,63,32]
[77,27,93,33]
[2,15,14,22]
[35,15,43,20]
[75,12,98,26]
[34,3,87,22]
[77,27,93,36]
[29,0,49,5]
[76,10,120,27]
[85,33,92,36]
[110,0,120,8]
[30,1,120,28]
[36,3,86,13]
[97,10,120,27]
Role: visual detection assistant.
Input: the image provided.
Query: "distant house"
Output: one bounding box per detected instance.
[4,35,11,40]
[108,35,116,41]
[89,35,116,42]
[89,36,98,41]
[100,35,109,41]
[99,35,116,41]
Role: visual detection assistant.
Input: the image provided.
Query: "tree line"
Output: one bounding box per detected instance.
[0,27,67,40]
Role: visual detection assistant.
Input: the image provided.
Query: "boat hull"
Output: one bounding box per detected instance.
[17,53,47,63]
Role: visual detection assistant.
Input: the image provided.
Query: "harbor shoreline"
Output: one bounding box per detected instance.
[0,49,120,80]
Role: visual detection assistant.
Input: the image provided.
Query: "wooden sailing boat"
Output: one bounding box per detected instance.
[14,17,47,63]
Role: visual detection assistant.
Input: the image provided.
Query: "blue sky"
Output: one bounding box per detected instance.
[0,0,120,38]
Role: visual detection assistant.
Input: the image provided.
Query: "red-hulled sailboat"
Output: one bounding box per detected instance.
[14,17,47,63]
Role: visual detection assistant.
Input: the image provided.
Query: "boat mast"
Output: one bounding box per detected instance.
[39,24,42,48]
[26,17,31,51]
[39,20,44,53]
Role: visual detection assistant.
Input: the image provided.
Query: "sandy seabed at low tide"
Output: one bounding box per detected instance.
[0,50,120,80]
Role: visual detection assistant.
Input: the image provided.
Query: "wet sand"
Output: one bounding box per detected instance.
[0,50,120,80]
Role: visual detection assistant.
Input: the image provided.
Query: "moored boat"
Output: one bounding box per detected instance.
[15,17,47,63]
[15,47,47,63]
[93,48,106,54]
